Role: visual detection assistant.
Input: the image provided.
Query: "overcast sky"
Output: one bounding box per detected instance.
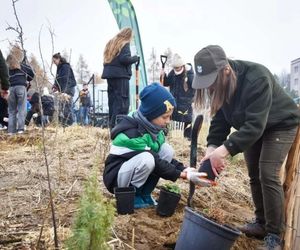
[1,0,300,79]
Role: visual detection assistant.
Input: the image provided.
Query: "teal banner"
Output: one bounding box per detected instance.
[107,0,147,110]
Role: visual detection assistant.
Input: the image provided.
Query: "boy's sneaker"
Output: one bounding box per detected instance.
[17,130,24,134]
[239,218,267,239]
[142,195,158,206]
[134,195,151,209]
[259,233,282,250]
[7,132,15,136]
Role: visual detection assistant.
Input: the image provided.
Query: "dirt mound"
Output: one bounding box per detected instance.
[0,126,261,249]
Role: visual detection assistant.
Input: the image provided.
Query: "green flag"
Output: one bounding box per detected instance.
[107,0,147,110]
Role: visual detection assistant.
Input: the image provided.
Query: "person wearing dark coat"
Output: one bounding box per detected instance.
[0,50,9,129]
[79,83,92,125]
[25,88,55,126]
[192,45,300,250]
[0,50,9,93]
[52,53,76,126]
[6,54,34,134]
[102,28,139,129]
[162,54,195,139]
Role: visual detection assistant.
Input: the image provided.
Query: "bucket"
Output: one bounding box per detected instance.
[114,186,136,215]
[156,187,181,217]
[175,207,241,250]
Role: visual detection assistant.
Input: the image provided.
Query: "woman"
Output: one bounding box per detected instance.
[7,53,34,135]
[161,54,194,139]
[52,53,77,126]
[102,27,139,129]
[192,45,300,250]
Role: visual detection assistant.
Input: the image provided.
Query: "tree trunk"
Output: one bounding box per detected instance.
[283,126,300,250]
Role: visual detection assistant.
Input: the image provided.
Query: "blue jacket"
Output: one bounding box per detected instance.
[54,63,76,96]
[9,64,34,87]
[102,43,138,79]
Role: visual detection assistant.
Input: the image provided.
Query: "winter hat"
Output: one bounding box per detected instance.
[139,83,176,121]
[171,54,185,68]
[192,45,228,89]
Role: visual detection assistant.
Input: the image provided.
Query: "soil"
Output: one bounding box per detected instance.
[0,126,261,249]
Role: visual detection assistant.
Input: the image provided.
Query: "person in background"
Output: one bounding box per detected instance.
[0,49,9,130]
[79,83,92,125]
[6,53,34,135]
[0,50,9,98]
[25,88,55,127]
[52,53,76,126]
[102,27,139,129]
[161,54,195,139]
[0,95,8,130]
[103,83,211,209]
[192,45,300,250]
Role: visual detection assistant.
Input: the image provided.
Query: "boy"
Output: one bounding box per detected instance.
[103,83,210,209]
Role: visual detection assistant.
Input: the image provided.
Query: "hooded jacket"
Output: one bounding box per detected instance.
[102,43,138,80]
[103,115,185,193]
[207,59,300,156]
[53,62,76,96]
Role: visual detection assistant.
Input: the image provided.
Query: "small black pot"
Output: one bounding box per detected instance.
[198,159,216,181]
[156,187,181,217]
[114,186,136,215]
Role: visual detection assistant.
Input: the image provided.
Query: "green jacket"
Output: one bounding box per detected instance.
[207,60,300,156]
[0,50,9,90]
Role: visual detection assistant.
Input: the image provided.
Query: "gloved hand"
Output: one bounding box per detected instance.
[33,113,39,118]
[187,171,213,187]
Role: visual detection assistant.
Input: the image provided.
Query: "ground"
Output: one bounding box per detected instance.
[0,126,261,249]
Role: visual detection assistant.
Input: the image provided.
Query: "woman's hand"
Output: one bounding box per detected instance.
[201,145,229,177]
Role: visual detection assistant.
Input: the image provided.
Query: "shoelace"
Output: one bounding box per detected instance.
[264,235,280,249]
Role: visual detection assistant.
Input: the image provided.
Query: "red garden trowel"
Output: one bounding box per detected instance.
[160,55,168,85]
[187,115,217,207]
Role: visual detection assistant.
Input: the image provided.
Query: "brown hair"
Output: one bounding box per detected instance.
[194,65,237,115]
[6,54,21,70]
[52,53,68,64]
[103,27,133,64]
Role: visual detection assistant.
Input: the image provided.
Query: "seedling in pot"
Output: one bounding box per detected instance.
[162,183,181,194]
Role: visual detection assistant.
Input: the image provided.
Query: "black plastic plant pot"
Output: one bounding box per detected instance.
[114,186,136,215]
[175,207,241,250]
[198,159,216,181]
[156,187,181,217]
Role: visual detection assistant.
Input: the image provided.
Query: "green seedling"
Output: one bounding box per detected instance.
[163,183,181,195]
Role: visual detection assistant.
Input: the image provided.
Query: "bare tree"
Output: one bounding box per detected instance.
[76,54,90,84]
[6,0,27,60]
[147,47,160,82]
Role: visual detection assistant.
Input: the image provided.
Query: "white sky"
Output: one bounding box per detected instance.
[1,0,300,79]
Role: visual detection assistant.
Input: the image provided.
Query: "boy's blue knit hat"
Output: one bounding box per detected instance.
[139,83,176,120]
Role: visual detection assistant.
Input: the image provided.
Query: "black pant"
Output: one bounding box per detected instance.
[107,78,130,129]
[244,127,297,235]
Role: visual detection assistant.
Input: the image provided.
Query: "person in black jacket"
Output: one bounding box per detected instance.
[161,54,195,139]
[6,53,34,135]
[78,83,92,125]
[0,50,9,130]
[25,88,55,127]
[0,50,9,97]
[52,53,76,126]
[192,45,300,250]
[102,28,139,129]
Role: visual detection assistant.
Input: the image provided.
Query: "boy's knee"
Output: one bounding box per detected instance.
[139,152,155,171]
[159,143,174,162]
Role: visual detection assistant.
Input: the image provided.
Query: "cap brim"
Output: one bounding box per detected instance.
[192,71,218,89]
